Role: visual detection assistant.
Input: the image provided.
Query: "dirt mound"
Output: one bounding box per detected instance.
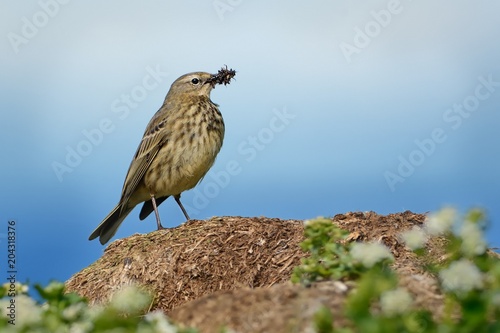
[66,216,306,311]
[170,281,351,332]
[66,212,451,332]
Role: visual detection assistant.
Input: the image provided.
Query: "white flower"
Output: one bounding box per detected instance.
[425,207,457,235]
[439,259,483,294]
[304,219,314,226]
[1,282,28,295]
[304,217,329,226]
[110,285,151,313]
[44,281,64,294]
[350,242,393,268]
[380,288,413,316]
[19,283,29,294]
[491,292,500,308]
[62,302,85,321]
[86,304,105,320]
[460,221,487,256]
[69,321,94,333]
[145,310,178,333]
[401,226,427,250]
[0,294,42,327]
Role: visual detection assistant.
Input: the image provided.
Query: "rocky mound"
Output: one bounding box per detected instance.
[66,212,451,332]
[66,216,306,311]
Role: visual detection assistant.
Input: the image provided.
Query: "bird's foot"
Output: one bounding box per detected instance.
[156,219,169,230]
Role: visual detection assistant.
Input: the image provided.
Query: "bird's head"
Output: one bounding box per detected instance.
[168,67,236,98]
[169,72,214,97]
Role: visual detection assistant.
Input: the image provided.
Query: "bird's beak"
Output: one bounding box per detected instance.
[205,74,218,88]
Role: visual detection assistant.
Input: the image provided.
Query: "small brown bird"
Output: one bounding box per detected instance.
[89,67,236,245]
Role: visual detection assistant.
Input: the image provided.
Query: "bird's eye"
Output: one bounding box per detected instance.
[191,78,200,85]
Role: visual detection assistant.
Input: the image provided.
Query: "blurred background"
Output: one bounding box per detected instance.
[1,1,499,287]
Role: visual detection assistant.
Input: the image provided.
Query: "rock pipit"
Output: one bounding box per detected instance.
[89,67,236,244]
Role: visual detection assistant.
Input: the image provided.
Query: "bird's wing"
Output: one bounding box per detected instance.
[119,117,169,208]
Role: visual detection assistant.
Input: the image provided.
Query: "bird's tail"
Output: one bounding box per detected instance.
[89,204,133,245]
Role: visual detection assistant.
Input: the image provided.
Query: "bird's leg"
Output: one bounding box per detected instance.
[174,194,191,220]
[150,194,165,230]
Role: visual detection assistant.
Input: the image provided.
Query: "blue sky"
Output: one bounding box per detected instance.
[1,1,499,286]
